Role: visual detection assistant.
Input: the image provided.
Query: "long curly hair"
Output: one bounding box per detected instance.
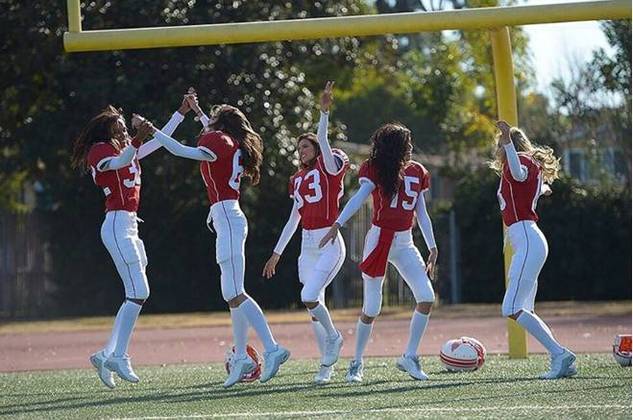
[71,105,127,171]
[368,123,413,199]
[490,126,560,183]
[209,105,264,185]
[296,133,321,170]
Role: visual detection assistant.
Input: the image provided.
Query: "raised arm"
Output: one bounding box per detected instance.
[96,121,153,171]
[138,94,193,159]
[317,81,341,175]
[496,120,527,182]
[138,111,185,159]
[153,130,216,162]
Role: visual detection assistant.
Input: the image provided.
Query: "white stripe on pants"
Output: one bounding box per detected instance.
[100,210,149,300]
[298,227,346,302]
[208,200,248,302]
[502,220,548,317]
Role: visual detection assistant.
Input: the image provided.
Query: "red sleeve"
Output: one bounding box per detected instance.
[86,143,117,170]
[358,160,375,185]
[419,164,430,191]
[197,131,234,159]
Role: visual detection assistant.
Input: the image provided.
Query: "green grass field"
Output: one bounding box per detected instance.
[1,354,630,419]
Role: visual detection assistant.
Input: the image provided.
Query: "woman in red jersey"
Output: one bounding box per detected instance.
[71,96,192,389]
[492,120,576,379]
[137,97,289,388]
[320,123,438,383]
[262,82,349,384]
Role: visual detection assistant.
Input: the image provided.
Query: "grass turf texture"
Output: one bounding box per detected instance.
[1,354,630,419]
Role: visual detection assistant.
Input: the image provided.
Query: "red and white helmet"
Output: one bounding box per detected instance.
[613,334,632,367]
[224,344,262,382]
[440,336,486,372]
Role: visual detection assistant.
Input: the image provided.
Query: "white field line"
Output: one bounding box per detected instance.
[113,404,631,419]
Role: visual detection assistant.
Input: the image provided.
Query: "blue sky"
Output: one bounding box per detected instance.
[520,0,612,93]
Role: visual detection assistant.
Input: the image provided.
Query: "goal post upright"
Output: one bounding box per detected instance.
[66,0,82,33]
[490,27,528,359]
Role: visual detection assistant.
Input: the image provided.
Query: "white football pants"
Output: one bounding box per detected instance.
[100,210,150,300]
[502,220,548,317]
[361,225,435,317]
[208,200,248,302]
[298,227,346,303]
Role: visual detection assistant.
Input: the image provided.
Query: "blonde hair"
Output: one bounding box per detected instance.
[490,127,561,183]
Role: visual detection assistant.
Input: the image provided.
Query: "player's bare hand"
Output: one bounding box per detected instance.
[134,118,155,142]
[318,223,339,248]
[262,253,281,279]
[320,81,335,113]
[185,88,203,115]
[495,120,512,145]
[178,91,193,115]
[426,247,438,280]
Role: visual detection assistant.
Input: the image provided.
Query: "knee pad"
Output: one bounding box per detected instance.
[501,301,523,318]
[362,277,383,318]
[300,280,324,303]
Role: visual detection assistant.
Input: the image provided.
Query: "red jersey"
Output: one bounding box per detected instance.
[497,153,543,226]
[87,142,141,212]
[198,131,243,205]
[290,149,350,230]
[359,159,430,232]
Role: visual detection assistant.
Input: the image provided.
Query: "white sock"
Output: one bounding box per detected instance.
[516,311,564,355]
[309,304,337,338]
[311,319,327,356]
[404,311,429,358]
[230,307,249,359]
[354,319,373,362]
[113,300,143,357]
[240,297,278,353]
[104,302,126,356]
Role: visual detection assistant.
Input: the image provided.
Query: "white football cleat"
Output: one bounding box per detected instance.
[321,331,343,367]
[346,359,363,383]
[224,356,257,388]
[260,345,290,383]
[314,365,334,385]
[540,348,576,380]
[104,354,140,383]
[90,350,115,389]
[396,354,428,381]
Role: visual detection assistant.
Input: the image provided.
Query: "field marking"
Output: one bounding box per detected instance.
[115,404,632,419]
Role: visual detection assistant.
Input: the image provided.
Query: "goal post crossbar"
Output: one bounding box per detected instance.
[63,0,630,52]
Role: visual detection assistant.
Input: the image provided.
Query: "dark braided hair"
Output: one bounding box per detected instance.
[209,105,264,185]
[71,105,127,172]
[368,123,413,199]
